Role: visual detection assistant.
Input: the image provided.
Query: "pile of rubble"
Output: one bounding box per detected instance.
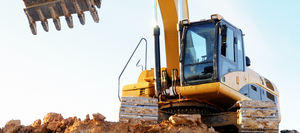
[0,112,216,133]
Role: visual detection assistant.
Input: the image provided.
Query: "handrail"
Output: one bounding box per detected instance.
[118,38,147,102]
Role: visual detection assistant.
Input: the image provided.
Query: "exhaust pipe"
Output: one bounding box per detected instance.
[153,25,161,97]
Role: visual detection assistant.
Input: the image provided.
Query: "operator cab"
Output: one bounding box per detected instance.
[180,14,246,87]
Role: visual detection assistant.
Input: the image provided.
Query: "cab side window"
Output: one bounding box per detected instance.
[236,32,244,71]
[221,27,235,62]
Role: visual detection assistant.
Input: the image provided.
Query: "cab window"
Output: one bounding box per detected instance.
[236,32,244,71]
[221,27,235,62]
[183,23,215,84]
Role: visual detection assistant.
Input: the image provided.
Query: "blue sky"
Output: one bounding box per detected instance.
[0,0,299,131]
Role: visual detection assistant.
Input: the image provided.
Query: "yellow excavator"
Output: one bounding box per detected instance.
[23,0,280,132]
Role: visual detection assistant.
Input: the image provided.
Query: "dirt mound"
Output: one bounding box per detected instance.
[0,112,216,133]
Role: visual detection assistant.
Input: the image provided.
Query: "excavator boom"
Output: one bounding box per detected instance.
[23,0,101,35]
[156,0,188,78]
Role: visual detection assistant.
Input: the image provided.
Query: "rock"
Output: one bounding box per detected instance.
[33,123,50,133]
[18,125,26,133]
[1,112,219,133]
[43,112,63,124]
[64,119,96,133]
[3,120,21,133]
[169,114,201,126]
[146,125,161,133]
[25,126,34,133]
[89,127,103,133]
[199,123,208,130]
[208,127,216,133]
[30,119,41,128]
[47,121,59,131]
[92,113,105,121]
[56,128,62,132]
[83,114,90,123]
[60,119,68,127]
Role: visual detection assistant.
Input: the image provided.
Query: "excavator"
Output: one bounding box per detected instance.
[23,0,280,132]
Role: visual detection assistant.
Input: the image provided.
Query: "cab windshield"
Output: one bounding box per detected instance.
[183,23,215,83]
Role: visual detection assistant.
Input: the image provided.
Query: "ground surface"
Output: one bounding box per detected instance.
[0,112,217,133]
[1,112,298,133]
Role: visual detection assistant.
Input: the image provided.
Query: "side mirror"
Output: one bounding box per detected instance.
[246,56,251,67]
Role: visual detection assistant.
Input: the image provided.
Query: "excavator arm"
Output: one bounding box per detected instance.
[156,0,189,78]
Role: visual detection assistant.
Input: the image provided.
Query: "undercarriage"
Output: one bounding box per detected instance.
[119,97,279,133]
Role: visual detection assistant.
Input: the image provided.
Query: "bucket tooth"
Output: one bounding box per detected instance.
[30,23,37,35]
[49,5,61,31]
[60,2,74,28]
[53,19,61,31]
[94,0,102,8]
[65,16,74,28]
[78,13,86,25]
[87,0,99,23]
[41,21,49,32]
[36,8,49,32]
[72,0,86,25]
[24,9,37,35]
[90,11,99,23]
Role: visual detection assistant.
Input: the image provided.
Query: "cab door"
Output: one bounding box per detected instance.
[218,22,239,91]
[236,29,248,91]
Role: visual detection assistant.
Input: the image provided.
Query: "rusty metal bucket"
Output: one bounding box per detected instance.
[23,0,101,35]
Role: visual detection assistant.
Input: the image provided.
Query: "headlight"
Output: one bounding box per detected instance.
[182,19,190,25]
[211,14,224,21]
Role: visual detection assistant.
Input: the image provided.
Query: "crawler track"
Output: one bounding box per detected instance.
[119,97,158,125]
[237,100,279,133]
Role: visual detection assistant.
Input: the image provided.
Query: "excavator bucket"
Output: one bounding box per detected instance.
[23,0,101,35]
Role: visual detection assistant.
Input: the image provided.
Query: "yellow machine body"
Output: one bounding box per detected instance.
[122,69,155,97]
[120,0,280,131]
[122,67,280,121]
